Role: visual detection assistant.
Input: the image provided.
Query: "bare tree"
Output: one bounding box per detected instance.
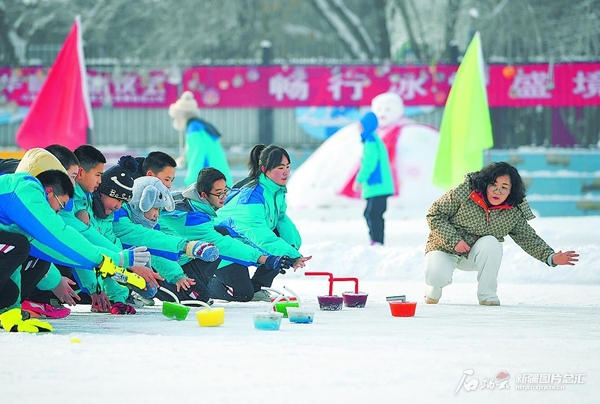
[393,0,423,61]
[0,3,18,65]
[308,0,377,60]
[0,0,60,65]
[469,0,600,62]
[0,0,598,67]
[444,0,462,62]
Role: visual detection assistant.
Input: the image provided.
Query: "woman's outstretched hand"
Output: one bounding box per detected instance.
[552,250,579,266]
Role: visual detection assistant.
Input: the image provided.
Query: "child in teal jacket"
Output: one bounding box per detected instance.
[355,112,394,245]
[216,144,311,300]
[0,170,141,331]
[161,167,293,302]
[125,176,220,304]
[168,91,232,186]
[61,146,141,312]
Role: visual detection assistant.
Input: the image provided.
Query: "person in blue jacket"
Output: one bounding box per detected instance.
[0,169,144,332]
[353,112,394,246]
[106,160,220,306]
[16,146,81,318]
[57,147,156,314]
[161,167,294,302]
[216,144,311,301]
[168,91,232,186]
[127,175,230,305]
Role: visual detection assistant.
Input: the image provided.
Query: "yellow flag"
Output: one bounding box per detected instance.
[432,32,494,190]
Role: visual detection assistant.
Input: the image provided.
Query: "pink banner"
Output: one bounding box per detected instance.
[183,64,600,108]
[0,67,179,108]
[182,65,456,108]
[86,70,179,108]
[487,63,600,107]
[0,67,48,105]
[2,63,600,108]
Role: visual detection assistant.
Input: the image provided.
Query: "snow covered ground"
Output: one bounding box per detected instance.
[1,200,599,404]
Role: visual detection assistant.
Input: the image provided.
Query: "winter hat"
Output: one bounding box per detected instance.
[168,91,200,131]
[98,164,135,202]
[16,148,67,177]
[130,176,175,213]
[128,176,175,229]
[359,112,379,136]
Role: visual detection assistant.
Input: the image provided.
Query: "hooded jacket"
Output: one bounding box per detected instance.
[160,184,264,268]
[183,118,232,187]
[0,173,112,309]
[12,148,70,292]
[112,204,189,262]
[426,174,555,264]
[357,130,394,199]
[215,174,302,258]
[57,182,125,298]
[10,149,122,294]
[123,177,187,284]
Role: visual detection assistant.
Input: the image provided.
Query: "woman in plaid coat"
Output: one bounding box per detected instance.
[424,162,578,306]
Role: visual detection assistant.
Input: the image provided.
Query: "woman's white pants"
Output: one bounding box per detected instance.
[424,236,503,302]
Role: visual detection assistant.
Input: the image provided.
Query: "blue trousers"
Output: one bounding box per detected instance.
[364,195,388,244]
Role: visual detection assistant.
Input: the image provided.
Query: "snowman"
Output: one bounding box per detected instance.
[287,92,442,212]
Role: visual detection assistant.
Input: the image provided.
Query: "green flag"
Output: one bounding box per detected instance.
[432,32,494,190]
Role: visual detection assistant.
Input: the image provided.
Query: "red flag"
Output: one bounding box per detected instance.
[15,16,93,150]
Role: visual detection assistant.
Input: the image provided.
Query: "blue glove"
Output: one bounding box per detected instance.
[265,255,294,271]
[186,241,219,262]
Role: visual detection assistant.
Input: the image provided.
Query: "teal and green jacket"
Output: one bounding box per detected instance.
[119,204,188,285]
[215,174,302,258]
[0,173,107,309]
[0,173,107,268]
[58,183,130,300]
[113,204,189,264]
[161,185,263,269]
[184,118,232,187]
[73,181,93,217]
[358,131,394,199]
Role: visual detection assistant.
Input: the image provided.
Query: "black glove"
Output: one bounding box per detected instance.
[265,255,294,272]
